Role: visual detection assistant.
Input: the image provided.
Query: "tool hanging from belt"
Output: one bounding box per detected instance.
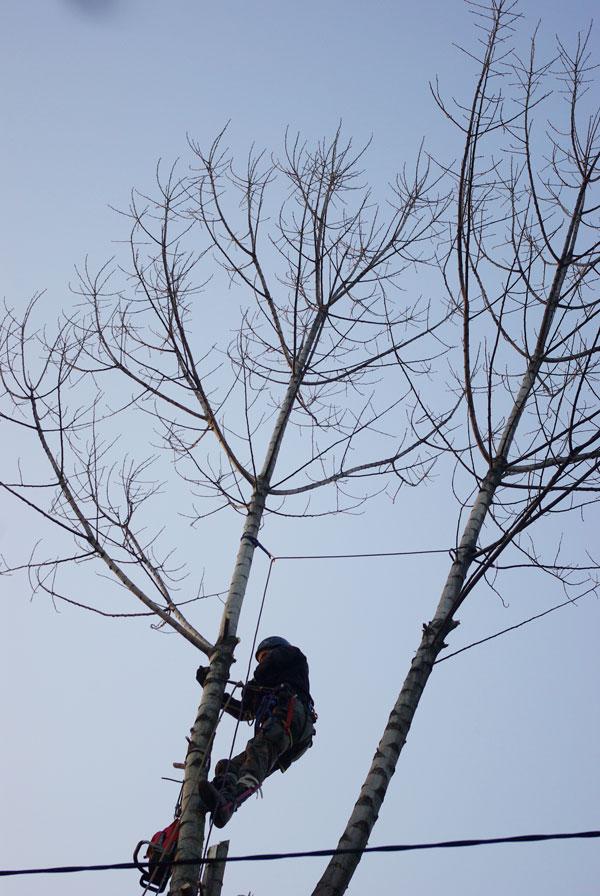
[133,818,180,894]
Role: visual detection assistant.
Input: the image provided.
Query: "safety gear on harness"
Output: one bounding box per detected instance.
[199,639,314,828]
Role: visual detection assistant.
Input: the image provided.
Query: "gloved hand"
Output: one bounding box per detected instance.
[196,665,209,686]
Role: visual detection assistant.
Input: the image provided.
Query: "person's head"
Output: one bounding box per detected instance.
[255,636,290,663]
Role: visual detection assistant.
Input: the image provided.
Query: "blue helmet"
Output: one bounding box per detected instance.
[255,636,290,660]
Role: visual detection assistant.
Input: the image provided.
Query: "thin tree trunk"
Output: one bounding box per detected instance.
[311,199,583,896]
[169,315,324,895]
[168,491,265,896]
[310,467,498,896]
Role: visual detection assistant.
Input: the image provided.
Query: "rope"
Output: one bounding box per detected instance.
[255,545,594,665]
[434,596,588,664]
[275,548,450,560]
[46,540,594,663]
[165,540,594,886]
[246,556,276,664]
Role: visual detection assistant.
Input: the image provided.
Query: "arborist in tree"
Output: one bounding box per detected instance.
[196,636,316,828]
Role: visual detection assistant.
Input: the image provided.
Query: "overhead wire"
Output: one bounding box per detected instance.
[150,540,596,888]
[3,829,599,878]
[190,543,593,862]
[1,540,593,893]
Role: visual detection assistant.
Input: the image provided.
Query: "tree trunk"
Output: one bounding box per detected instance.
[311,239,583,894]
[310,89,588,896]
[169,315,324,895]
[168,492,266,896]
[310,465,500,896]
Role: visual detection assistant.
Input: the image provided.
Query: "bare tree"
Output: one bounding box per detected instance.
[0,131,449,895]
[312,4,600,894]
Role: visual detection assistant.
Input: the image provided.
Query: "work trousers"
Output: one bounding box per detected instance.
[221,696,313,786]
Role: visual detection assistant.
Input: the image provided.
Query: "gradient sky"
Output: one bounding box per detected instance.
[1,2,599,895]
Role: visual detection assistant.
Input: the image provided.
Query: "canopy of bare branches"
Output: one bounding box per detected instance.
[1,2,599,895]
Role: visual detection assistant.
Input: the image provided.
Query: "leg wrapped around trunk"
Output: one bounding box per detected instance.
[200,697,314,826]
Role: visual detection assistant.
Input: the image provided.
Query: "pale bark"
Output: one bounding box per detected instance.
[200,841,229,896]
[169,317,325,895]
[312,9,596,893]
[311,382,552,895]
[310,472,493,896]
[0,122,497,896]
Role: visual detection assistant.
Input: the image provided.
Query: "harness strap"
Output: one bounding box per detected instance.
[283,694,297,738]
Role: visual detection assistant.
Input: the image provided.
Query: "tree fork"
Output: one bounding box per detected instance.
[169,324,322,895]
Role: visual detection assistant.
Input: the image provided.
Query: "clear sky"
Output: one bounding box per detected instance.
[1,2,599,896]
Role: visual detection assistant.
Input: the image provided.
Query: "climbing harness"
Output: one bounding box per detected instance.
[254,691,279,733]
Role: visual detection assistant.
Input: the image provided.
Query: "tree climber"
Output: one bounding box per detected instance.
[196,636,316,828]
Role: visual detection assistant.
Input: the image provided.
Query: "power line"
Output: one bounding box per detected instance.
[2,829,598,878]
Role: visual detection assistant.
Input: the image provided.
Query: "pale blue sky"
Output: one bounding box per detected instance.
[1,2,599,895]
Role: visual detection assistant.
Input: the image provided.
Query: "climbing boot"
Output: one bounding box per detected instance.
[199,774,260,828]
[198,772,237,815]
[198,780,236,829]
[216,774,261,827]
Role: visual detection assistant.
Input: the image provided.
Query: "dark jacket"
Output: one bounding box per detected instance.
[223,644,312,721]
